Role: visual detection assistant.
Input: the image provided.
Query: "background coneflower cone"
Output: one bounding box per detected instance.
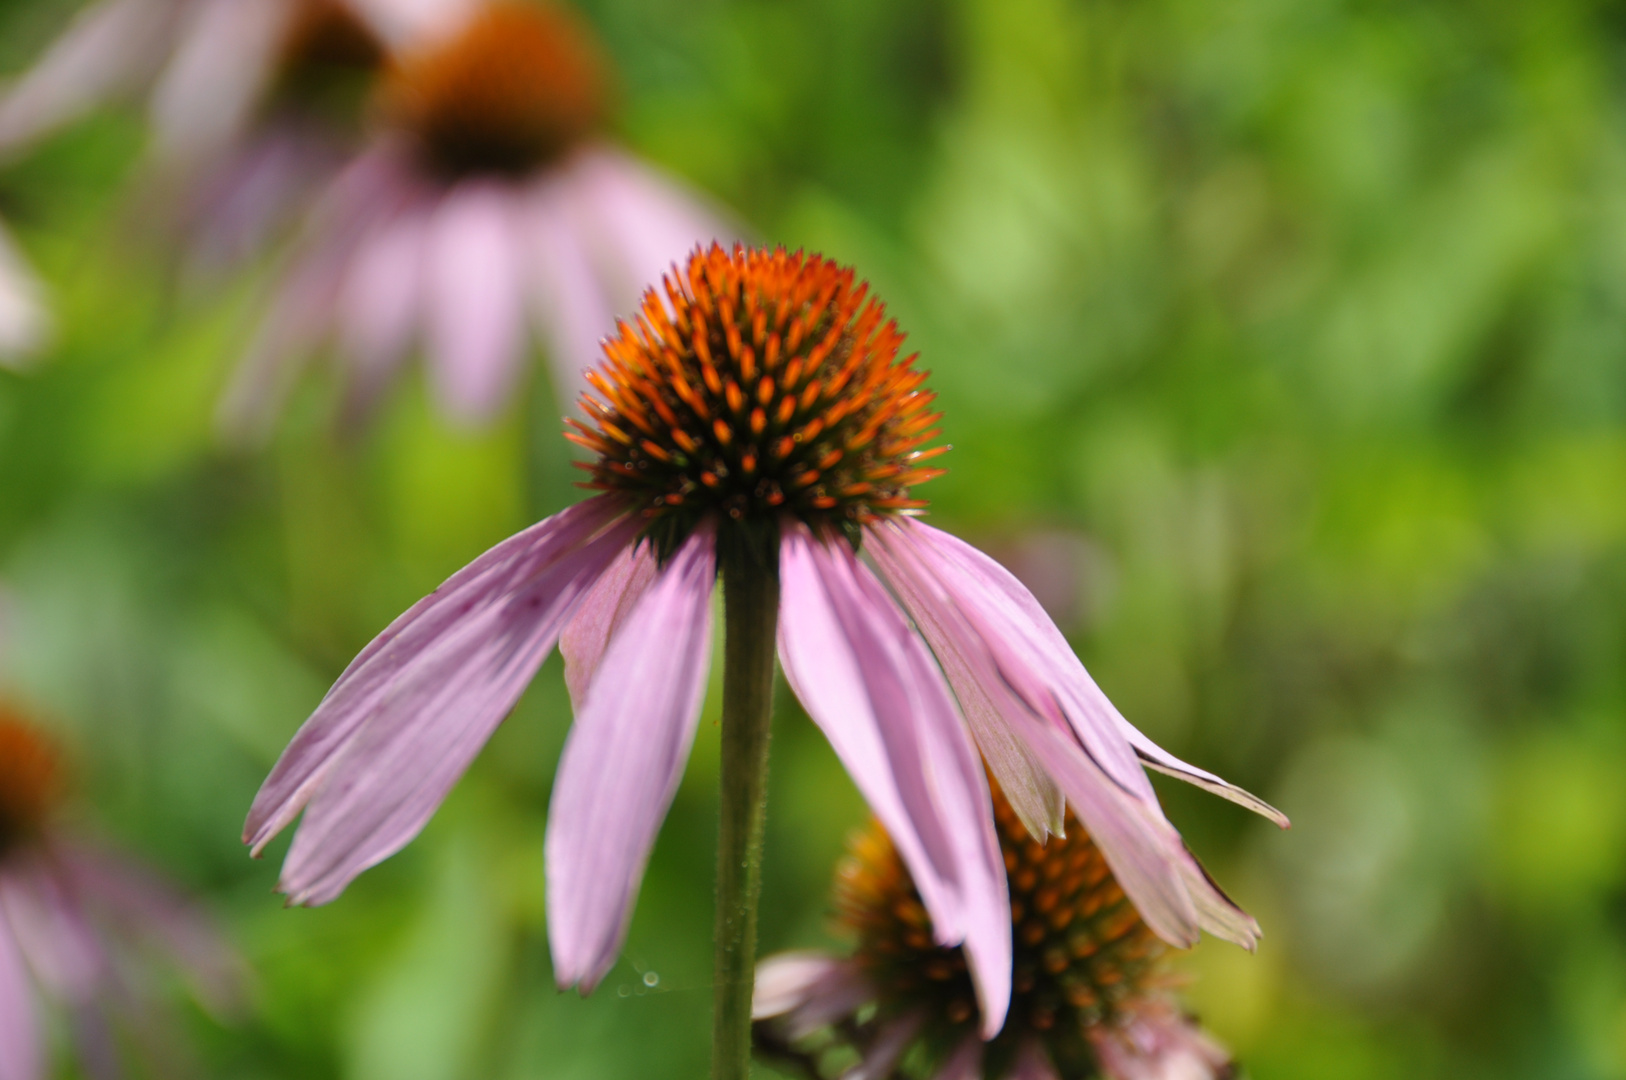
[755,780,1232,1080]
[0,703,61,858]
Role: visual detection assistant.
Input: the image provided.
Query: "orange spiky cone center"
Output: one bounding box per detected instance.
[378,2,609,177]
[835,785,1167,1078]
[569,245,948,557]
[0,705,61,859]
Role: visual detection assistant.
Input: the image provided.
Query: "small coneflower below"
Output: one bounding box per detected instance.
[0,703,244,1080]
[753,783,1233,1080]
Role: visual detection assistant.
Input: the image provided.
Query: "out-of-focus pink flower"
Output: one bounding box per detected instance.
[218,0,731,435]
[0,705,244,1080]
[244,247,1283,1039]
[752,786,1234,1080]
[0,0,412,333]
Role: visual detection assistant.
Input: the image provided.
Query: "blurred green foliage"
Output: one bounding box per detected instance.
[2,0,1625,1076]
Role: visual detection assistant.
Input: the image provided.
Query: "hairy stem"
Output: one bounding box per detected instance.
[713,543,780,1080]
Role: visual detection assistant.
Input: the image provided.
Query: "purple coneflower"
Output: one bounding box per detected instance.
[218,0,730,434]
[245,245,1285,1076]
[0,0,411,274]
[754,783,1234,1080]
[0,704,243,1080]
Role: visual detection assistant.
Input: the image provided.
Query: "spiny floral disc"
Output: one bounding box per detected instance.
[835,785,1167,1078]
[0,704,61,858]
[378,2,609,177]
[570,245,947,557]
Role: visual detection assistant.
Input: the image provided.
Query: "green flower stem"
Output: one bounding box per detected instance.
[713,544,780,1080]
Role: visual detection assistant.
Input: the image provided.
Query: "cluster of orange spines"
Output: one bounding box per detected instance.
[0,705,61,857]
[834,784,1166,1077]
[380,2,608,177]
[568,245,947,550]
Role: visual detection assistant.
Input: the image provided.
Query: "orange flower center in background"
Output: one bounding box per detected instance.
[570,245,947,558]
[0,705,61,859]
[273,0,385,119]
[378,2,609,177]
[836,785,1166,1078]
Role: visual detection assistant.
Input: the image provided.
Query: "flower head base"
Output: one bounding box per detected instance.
[0,705,61,859]
[569,245,947,558]
[823,784,1177,1078]
[379,2,609,178]
[272,0,386,120]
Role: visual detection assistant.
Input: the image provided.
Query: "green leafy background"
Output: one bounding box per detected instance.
[2,0,1624,1076]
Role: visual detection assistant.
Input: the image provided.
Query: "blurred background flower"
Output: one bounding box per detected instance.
[0,699,244,1080]
[0,0,1623,1077]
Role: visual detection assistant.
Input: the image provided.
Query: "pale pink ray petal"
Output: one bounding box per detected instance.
[0,0,178,153]
[558,539,659,712]
[145,0,287,165]
[337,205,429,420]
[868,537,1064,842]
[546,527,717,991]
[753,953,874,1040]
[1005,1041,1061,1080]
[935,1036,983,1080]
[54,845,245,1017]
[216,148,410,441]
[883,520,1286,828]
[869,522,1259,949]
[0,859,107,1004]
[346,0,476,50]
[568,146,732,300]
[1090,1006,1231,1080]
[181,123,343,278]
[778,525,1011,1037]
[243,496,632,852]
[0,223,50,366]
[0,889,41,1080]
[846,1012,923,1080]
[751,951,843,1018]
[426,180,528,424]
[525,178,614,405]
[270,513,642,906]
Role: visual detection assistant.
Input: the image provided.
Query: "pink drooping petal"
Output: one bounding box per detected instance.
[752,952,874,1040]
[558,539,660,712]
[882,519,1286,828]
[337,205,428,420]
[426,181,528,424]
[0,223,50,366]
[0,890,41,1080]
[217,147,411,440]
[54,845,245,1018]
[0,0,178,153]
[181,123,343,279]
[869,521,1261,950]
[936,1036,984,1080]
[570,146,733,301]
[0,858,109,1006]
[526,176,614,405]
[346,0,476,49]
[1089,1005,1231,1080]
[848,1012,923,1080]
[1005,1041,1061,1080]
[243,496,637,903]
[778,525,1011,1037]
[145,0,286,165]
[546,527,716,992]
